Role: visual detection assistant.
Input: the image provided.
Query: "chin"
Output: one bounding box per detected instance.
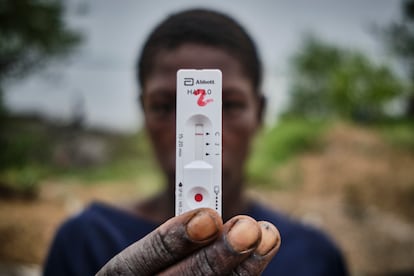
[222,168,235,184]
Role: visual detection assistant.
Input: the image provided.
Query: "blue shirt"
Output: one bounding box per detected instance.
[44,201,347,275]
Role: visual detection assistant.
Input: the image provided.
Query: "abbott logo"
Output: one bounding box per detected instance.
[184,78,194,86]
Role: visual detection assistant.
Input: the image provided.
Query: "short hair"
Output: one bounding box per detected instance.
[137,9,262,91]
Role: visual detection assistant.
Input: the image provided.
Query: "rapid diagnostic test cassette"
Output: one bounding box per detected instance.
[175,69,222,216]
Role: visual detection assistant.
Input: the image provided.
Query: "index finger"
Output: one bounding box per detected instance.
[96,208,222,276]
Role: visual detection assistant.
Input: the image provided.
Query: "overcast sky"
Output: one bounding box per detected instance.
[4,0,402,132]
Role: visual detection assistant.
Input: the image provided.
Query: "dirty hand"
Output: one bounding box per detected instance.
[96,208,281,276]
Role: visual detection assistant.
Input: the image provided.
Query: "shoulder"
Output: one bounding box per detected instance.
[43,203,101,275]
[44,202,156,276]
[249,202,348,276]
[43,203,116,275]
[54,201,156,241]
[51,202,117,244]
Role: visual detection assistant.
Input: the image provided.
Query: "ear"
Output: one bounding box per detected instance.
[139,94,145,111]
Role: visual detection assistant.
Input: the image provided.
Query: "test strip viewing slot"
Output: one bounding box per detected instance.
[195,124,204,160]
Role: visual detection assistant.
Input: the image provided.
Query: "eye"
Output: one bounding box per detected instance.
[223,99,246,114]
[147,100,175,118]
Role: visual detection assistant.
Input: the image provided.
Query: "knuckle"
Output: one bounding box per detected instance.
[135,230,178,273]
[190,248,220,276]
[232,265,252,276]
[97,254,135,276]
[118,253,141,275]
[233,256,267,276]
[109,230,179,276]
[151,229,178,260]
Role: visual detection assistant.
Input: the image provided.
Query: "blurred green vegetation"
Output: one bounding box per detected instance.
[374,119,414,151]
[247,118,329,187]
[381,0,414,118]
[0,116,51,197]
[0,0,82,197]
[285,34,408,122]
[52,131,160,183]
[0,0,81,81]
[0,116,161,198]
[247,118,414,189]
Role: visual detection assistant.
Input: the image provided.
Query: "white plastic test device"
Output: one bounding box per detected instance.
[176,69,222,216]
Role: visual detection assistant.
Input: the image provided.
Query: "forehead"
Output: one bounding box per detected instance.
[143,44,253,95]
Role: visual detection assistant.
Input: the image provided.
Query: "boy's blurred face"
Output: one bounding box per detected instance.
[141,43,262,190]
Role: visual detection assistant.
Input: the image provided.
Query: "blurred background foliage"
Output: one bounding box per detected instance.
[284,35,406,121]
[247,118,329,185]
[381,0,414,117]
[0,0,81,196]
[0,0,413,197]
[0,0,81,82]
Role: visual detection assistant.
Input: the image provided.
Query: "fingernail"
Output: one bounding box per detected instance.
[255,221,281,256]
[186,210,220,241]
[227,216,261,253]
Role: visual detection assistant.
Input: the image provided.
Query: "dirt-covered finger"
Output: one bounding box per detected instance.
[159,215,262,276]
[233,221,281,276]
[96,208,222,276]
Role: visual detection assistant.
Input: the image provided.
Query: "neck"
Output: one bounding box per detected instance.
[221,174,249,221]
